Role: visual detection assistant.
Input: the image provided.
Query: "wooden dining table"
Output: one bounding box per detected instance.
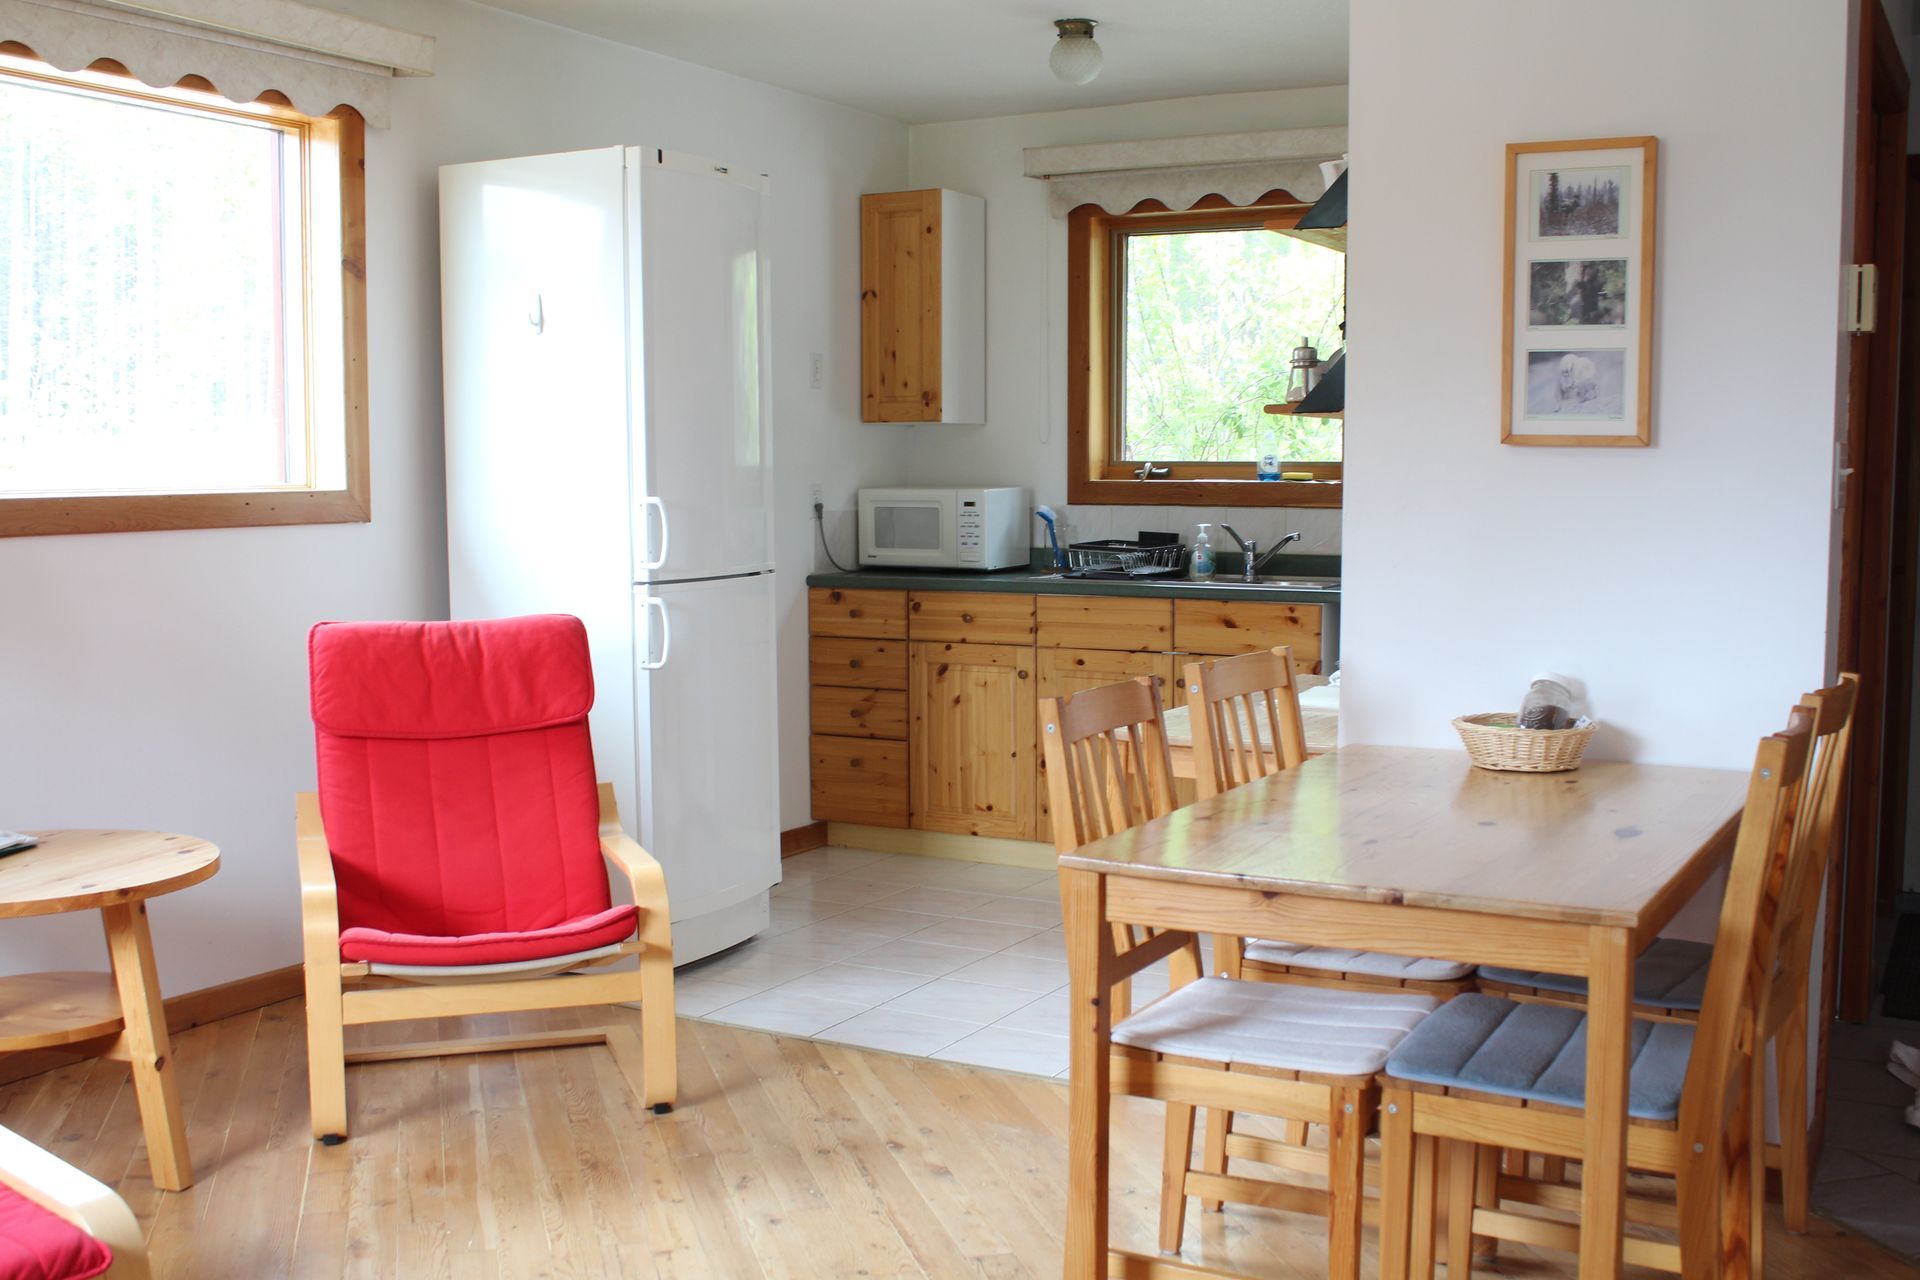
[1058,745,1750,1280]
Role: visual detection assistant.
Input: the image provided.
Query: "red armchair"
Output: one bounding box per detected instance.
[298,614,675,1143]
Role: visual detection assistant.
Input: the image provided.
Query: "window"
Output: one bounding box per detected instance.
[1068,195,1344,507]
[0,51,367,535]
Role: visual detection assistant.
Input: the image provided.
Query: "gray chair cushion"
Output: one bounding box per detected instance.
[1479,936,1711,1012]
[1113,976,1438,1077]
[1383,993,1694,1122]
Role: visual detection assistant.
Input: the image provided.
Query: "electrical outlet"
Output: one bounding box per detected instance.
[809,352,825,390]
[810,483,824,508]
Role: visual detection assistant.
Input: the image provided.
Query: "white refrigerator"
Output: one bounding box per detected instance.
[438,146,780,965]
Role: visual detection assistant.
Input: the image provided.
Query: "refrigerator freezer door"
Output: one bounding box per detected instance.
[632,573,780,962]
[631,150,774,582]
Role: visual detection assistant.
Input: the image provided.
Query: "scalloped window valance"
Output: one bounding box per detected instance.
[1024,125,1346,217]
[0,0,432,126]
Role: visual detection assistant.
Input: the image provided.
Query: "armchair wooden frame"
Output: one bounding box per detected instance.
[0,1122,147,1279]
[1379,706,1819,1280]
[298,782,676,1143]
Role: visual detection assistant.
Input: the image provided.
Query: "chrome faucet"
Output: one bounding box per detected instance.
[1218,526,1303,582]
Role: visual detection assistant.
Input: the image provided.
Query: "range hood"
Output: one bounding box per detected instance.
[1277,169,1346,253]
[1292,349,1344,417]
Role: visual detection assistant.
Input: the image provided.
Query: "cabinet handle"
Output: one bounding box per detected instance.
[961,613,974,623]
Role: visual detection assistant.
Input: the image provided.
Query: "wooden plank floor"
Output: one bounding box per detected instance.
[0,997,1913,1279]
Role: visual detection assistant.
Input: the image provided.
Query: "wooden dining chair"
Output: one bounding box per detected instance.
[1473,674,1856,1220]
[1039,674,1196,1023]
[1183,646,1477,1220]
[1377,703,1819,1280]
[1043,674,1444,1280]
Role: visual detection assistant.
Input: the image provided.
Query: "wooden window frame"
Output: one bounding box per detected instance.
[0,48,369,537]
[1067,192,1343,508]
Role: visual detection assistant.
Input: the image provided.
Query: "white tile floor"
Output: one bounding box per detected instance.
[676,846,1202,1079]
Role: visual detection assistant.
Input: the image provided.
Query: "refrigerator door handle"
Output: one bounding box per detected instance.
[640,596,671,670]
[638,496,670,571]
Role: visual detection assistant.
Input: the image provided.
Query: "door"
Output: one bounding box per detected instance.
[441,147,633,623]
[861,189,942,422]
[440,148,639,806]
[1032,648,1177,843]
[633,150,773,581]
[633,573,780,953]
[1837,0,1913,1021]
[909,641,1036,839]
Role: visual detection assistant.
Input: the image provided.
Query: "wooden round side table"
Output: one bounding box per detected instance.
[0,830,219,1191]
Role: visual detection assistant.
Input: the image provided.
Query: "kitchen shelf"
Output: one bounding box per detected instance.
[1263,401,1344,420]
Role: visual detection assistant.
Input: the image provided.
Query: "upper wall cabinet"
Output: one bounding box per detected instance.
[860,188,984,424]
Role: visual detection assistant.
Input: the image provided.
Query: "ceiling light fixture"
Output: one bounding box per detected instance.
[1049,18,1103,86]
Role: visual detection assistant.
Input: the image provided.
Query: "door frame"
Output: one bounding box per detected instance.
[1835,0,1911,1025]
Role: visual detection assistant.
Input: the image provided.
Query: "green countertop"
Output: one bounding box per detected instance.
[805,553,1341,606]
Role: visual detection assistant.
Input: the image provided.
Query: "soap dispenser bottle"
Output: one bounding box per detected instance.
[1189,524,1216,580]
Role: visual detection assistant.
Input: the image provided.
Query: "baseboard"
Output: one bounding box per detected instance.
[826,823,1054,870]
[780,821,828,857]
[0,963,303,1088]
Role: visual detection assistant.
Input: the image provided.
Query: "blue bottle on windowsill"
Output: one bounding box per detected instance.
[1257,453,1283,482]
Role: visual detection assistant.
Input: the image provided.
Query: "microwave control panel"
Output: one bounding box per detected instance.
[957,501,983,559]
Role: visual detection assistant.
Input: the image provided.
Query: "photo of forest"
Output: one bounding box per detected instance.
[1532,165,1626,237]
[1528,258,1627,326]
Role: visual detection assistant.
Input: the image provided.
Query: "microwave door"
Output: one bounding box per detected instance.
[861,494,956,566]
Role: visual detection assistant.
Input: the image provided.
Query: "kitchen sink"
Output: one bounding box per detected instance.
[1185,575,1340,590]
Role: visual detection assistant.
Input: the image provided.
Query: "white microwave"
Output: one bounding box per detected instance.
[857,487,1030,570]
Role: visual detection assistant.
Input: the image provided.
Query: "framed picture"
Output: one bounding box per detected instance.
[1502,137,1657,446]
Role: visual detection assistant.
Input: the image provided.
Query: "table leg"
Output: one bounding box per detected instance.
[1061,869,1110,1280]
[102,902,193,1192]
[1578,925,1631,1280]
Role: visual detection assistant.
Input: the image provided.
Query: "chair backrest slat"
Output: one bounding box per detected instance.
[1038,676,1180,854]
[1184,647,1310,800]
[1680,706,1817,1172]
[1767,674,1858,1035]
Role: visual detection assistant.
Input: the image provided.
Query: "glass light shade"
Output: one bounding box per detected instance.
[1050,23,1102,85]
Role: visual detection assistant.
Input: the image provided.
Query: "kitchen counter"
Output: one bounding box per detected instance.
[805,554,1341,607]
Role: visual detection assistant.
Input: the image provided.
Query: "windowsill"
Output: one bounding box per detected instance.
[0,486,370,537]
[1068,476,1343,508]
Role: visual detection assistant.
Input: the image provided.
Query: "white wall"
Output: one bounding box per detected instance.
[1342,0,1851,769]
[895,86,1350,565]
[0,0,906,993]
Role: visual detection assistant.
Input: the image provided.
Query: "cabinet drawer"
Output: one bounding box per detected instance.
[810,687,908,740]
[808,587,908,639]
[809,637,908,690]
[1035,595,1173,651]
[1174,600,1323,671]
[811,735,908,827]
[907,592,1035,645]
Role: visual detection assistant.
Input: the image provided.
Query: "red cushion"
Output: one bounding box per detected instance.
[309,616,614,958]
[340,904,640,966]
[0,1185,112,1280]
[310,614,594,739]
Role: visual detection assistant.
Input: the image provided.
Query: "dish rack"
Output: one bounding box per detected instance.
[1065,538,1188,575]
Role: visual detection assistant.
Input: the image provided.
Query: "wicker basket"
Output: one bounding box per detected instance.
[1452,712,1598,773]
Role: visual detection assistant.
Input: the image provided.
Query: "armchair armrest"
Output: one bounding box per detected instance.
[597,783,672,956]
[296,791,342,966]
[0,1124,147,1279]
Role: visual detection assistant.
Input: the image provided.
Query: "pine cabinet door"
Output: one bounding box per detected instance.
[909,641,1037,839]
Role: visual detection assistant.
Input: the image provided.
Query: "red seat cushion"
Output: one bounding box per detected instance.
[339,903,640,966]
[0,1185,112,1280]
[309,616,616,962]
